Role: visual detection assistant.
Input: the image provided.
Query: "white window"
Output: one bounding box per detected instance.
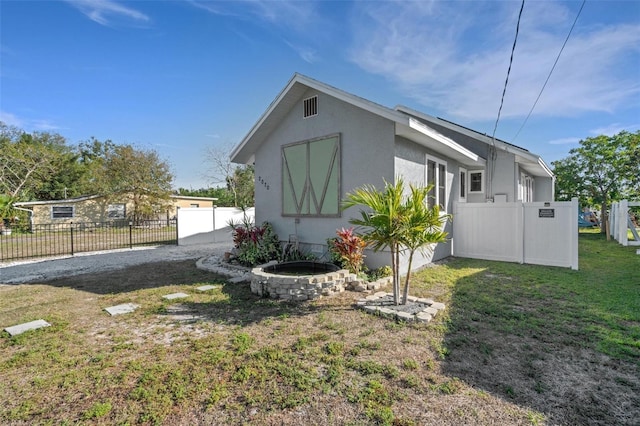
[426,155,447,210]
[51,206,74,219]
[303,96,318,118]
[469,170,484,193]
[459,167,467,202]
[519,172,534,202]
[107,204,126,219]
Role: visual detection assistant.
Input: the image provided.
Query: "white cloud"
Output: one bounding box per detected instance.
[0,111,62,132]
[65,0,150,27]
[0,111,24,127]
[348,1,640,121]
[189,0,322,62]
[548,137,581,145]
[590,123,639,136]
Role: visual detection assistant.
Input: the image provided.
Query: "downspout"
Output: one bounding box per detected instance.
[13,206,34,232]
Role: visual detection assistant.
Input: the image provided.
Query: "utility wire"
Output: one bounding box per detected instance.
[491,0,525,141]
[512,0,586,142]
[488,0,525,198]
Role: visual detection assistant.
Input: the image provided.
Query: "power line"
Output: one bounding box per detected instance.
[491,0,525,141]
[488,0,525,198]
[512,0,586,142]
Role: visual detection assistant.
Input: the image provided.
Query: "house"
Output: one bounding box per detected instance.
[230,73,554,269]
[14,195,217,226]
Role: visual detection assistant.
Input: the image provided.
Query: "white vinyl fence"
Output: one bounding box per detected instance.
[176,207,254,245]
[610,200,640,246]
[453,198,578,270]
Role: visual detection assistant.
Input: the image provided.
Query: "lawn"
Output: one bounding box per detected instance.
[0,230,638,425]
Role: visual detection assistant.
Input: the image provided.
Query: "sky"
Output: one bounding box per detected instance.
[1,0,639,190]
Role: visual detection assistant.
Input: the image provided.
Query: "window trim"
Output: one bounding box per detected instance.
[51,205,74,219]
[459,167,467,203]
[468,170,484,194]
[281,133,341,218]
[425,154,447,212]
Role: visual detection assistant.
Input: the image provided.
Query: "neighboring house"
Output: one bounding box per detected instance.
[14,195,217,226]
[230,73,554,269]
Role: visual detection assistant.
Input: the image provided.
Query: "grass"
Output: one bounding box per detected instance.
[0,232,638,425]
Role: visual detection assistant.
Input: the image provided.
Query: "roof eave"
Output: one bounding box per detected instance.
[230,73,408,165]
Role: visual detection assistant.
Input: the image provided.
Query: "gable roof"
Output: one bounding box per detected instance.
[395,106,554,178]
[230,73,485,168]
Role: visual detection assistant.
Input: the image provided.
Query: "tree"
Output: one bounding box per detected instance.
[343,178,449,305]
[226,164,254,208]
[343,179,404,304]
[398,184,449,304]
[82,140,174,222]
[0,122,72,201]
[552,130,639,234]
[205,145,255,207]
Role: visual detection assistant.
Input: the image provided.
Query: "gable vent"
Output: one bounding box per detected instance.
[303,96,318,118]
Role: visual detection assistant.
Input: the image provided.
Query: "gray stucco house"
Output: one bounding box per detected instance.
[230,73,554,270]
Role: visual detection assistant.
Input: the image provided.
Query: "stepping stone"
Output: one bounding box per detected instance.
[162,292,189,300]
[105,303,140,316]
[4,319,51,336]
[196,285,218,292]
[430,302,446,310]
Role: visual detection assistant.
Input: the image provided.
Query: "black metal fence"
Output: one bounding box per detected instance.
[0,219,177,263]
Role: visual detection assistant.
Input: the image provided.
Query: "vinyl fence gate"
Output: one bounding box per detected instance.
[453,198,579,270]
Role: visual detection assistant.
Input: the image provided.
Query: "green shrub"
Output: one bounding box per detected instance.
[230,221,282,266]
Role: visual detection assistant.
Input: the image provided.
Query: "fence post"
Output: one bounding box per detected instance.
[571,198,579,270]
[175,207,180,246]
[129,221,133,249]
[70,222,74,255]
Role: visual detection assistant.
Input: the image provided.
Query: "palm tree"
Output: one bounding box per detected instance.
[342,178,405,305]
[398,184,450,304]
[343,178,450,306]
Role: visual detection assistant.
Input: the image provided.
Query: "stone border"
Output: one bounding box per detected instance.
[250,264,352,301]
[196,255,395,300]
[356,292,446,323]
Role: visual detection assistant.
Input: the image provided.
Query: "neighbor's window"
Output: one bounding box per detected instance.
[426,154,447,210]
[51,206,74,219]
[303,95,318,118]
[459,167,467,202]
[107,204,126,219]
[469,170,484,193]
[282,134,340,217]
[190,203,200,208]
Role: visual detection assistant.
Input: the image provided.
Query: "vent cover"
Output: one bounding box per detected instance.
[303,96,318,118]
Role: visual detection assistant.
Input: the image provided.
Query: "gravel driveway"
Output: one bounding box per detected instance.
[0,231,234,285]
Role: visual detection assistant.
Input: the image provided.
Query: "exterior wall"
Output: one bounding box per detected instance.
[361,136,459,271]
[253,88,395,258]
[167,197,216,218]
[30,198,134,225]
[490,149,517,202]
[533,176,554,202]
[25,196,215,225]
